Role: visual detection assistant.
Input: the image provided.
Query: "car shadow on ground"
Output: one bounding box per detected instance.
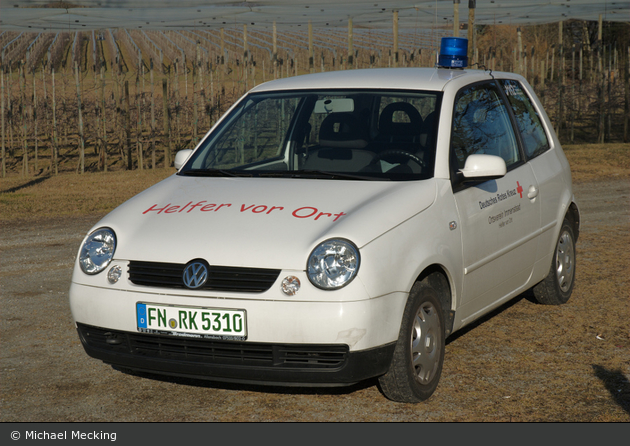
[592,365,630,416]
[444,288,537,345]
[113,365,378,397]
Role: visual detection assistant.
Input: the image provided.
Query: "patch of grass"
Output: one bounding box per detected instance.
[0,169,173,221]
[563,143,630,183]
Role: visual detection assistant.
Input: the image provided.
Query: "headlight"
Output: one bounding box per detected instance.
[307,239,360,290]
[79,228,117,275]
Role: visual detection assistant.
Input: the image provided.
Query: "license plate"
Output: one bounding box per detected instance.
[136,302,247,341]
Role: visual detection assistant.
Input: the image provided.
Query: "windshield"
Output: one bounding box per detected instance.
[181,89,442,181]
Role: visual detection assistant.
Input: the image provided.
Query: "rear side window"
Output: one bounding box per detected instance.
[500,79,550,159]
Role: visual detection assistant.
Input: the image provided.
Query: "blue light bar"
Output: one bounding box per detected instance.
[438,37,468,68]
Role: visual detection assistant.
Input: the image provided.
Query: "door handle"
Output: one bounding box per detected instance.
[527,185,539,199]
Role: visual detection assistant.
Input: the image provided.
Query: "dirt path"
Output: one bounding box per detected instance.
[1,180,628,422]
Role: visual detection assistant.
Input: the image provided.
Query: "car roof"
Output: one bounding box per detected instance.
[249,67,523,94]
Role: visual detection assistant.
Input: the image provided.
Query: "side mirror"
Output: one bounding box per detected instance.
[174,149,193,170]
[460,154,507,181]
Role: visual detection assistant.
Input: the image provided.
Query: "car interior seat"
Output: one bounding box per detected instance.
[303,113,374,171]
[377,102,423,143]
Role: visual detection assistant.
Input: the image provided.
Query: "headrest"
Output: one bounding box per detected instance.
[319,113,368,149]
[379,102,422,136]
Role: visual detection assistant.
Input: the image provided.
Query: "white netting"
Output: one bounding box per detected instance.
[1,1,628,33]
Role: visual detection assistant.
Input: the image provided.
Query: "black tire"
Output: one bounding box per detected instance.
[378,274,445,403]
[533,217,576,305]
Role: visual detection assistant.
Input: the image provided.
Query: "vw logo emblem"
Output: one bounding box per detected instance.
[183,261,209,289]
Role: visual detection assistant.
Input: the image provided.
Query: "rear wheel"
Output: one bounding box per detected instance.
[533,217,576,305]
[378,274,445,403]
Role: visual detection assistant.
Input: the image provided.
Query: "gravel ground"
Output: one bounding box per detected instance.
[1,179,628,422]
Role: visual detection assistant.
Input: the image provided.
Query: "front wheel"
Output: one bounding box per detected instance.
[533,217,576,305]
[378,275,445,403]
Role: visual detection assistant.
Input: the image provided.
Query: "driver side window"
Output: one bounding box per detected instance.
[451,82,521,171]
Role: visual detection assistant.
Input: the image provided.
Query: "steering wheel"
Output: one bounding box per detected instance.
[372,150,425,168]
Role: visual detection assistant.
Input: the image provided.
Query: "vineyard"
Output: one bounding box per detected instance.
[0,19,628,178]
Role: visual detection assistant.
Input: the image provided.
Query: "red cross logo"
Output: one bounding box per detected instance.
[516,181,523,198]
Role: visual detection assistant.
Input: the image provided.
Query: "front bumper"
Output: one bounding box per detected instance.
[77,323,396,386]
[69,280,408,349]
[70,279,408,385]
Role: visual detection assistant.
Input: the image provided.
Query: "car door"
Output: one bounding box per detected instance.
[498,78,566,277]
[450,81,541,322]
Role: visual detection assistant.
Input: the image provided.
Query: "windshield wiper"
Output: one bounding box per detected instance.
[181,168,382,181]
[178,168,253,177]
[286,169,382,181]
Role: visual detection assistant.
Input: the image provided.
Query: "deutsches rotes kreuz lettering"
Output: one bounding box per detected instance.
[479,185,523,227]
[479,186,520,210]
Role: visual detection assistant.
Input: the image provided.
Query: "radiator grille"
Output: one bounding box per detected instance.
[128,261,280,293]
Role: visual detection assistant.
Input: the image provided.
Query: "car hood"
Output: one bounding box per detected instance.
[92,175,437,270]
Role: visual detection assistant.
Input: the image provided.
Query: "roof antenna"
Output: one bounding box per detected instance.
[470,62,494,78]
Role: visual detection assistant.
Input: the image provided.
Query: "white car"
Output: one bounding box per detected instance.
[70,44,579,403]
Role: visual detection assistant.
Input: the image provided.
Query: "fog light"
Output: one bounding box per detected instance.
[107,265,122,284]
[281,276,301,296]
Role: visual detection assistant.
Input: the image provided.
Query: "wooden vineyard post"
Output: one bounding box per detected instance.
[199,54,205,133]
[550,46,555,82]
[8,65,14,162]
[151,58,156,169]
[1,66,5,178]
[162,78,171,168]
[273,21,278,80]
[193,62,198,147]
[607,43,612,142]
[220,28,226,74]
[194,42,201,146]
[539,60,545,106]
[141,63,146,134]
[348,18,354,69]
[308,21,314,74]
[95,64,101,166]
[19,63,29,177]
[41,62,47,173]
[597,15,605,143]
[468,0,476,63]
[453,0,460,38]
[75,61,85,174]
[556,21,563,138]
[625,44,630,142]
[624,44,629,143]
[100,63,107,172]
[52,67,58,175]
[136,73,142,170]
[174,60,180,148]
[243,24,249,91]
[393,10,399,68]
[571,44,575,143]
[32,68,38,172]
[185,56,188,99]
[577,43,583,118]
[125,80,132,170]
[210,69,214,119]
[517,28,523,75]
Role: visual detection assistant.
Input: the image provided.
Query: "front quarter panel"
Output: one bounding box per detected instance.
[359,179,462,307]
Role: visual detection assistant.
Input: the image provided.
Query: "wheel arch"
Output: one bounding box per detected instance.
[415,265,456,337]
[567,200,580,241]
